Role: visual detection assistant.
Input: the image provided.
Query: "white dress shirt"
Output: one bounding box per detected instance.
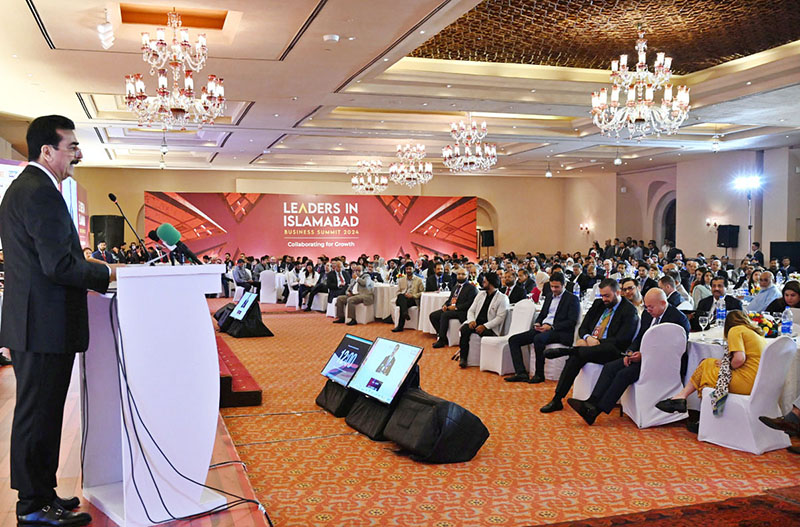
[542,292,563,326]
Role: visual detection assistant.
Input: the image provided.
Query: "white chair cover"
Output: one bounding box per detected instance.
[697,336,796,454]
[232,286,244,302]
[391,305,419,330]
[676,300,694,310]
[286,289,300,308]
[621,323,689,428]
[544,311,584,380]
[259,270,277,304]
[447,319,461,346]
[326,301,337,318]
[311,292,328,312]
[346,303,376,325]
[464,303,515,368]
[572,363,604,400]
[479,300,537,375]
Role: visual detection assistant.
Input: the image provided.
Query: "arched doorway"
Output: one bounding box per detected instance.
[652,191,676,246]
[662,199,676,245]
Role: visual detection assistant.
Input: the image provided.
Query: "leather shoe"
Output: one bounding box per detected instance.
[458,360,468,369]
[544,348,572,360]
[504,374,529,383]
[567,398,599,425]
[391,327,404,333]
[528,374,545,384]
[655,398,687,414]
[759,415,800,436]
[333,318,345,324]
[17,503,91,527]
[686,419,699,434]
[303,307,312,312]
[540,399,563,413]
[0,354,11,366]
[346,320,357,326]
[432,340,447,349]
[788,446,800,455]
[54,497,80,511]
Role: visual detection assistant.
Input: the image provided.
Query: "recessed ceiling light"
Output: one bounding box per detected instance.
[420,30,425,34]
[549,149,554,152]
[355,80,361,83]
[233,156,237,160]
[574,128,579,131]
[546,155,550,158]
[338,143,342,146]
[383,58,389,61]
[450,103,456,107]
[779,119,786,122]
[746,81,752,85]
[512,125,517,129]
[446,84,452,88]
[322,34,340,43]
[11,54,17,58]
[308,117,313,120]
[589,159,596,162]
[263,149,270,154]
[249,139,253,142]
[649,157,653,160]
[530,89,536,93]
[291,96,298,101]
[347,36,356,41]
[274,113,279,117]
[380,120,384,123]
[677,153,681,156]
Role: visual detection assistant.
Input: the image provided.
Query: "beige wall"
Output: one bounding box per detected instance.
[562,173,617,254]
[616,165,676,244]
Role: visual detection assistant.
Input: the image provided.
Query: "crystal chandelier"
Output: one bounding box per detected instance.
[351,160,388,194]
[590,26,690,141]
[442,116,497,172]
[124,9,225,130]
[389,144,433,187]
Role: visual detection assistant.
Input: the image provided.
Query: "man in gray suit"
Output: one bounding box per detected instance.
[333,265,374,325]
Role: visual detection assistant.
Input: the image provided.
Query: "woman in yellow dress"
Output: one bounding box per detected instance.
[655,310,765,415]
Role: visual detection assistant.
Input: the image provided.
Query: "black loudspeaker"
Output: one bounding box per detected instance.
[316,380,359,418]
[345,364,420,441]
[224,299,274,338]
[480,230,495,247]
[89,215,124,248]
[717,225,739,248]
[384,388,489,463]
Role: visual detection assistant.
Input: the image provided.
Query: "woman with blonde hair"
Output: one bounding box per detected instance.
[656,310,765,417]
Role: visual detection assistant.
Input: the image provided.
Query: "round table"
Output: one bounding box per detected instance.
[417,291,451,334]
[373,283,399,319]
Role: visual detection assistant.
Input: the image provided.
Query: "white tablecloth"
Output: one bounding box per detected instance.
[687,326,800,414]
[275,273,287,290]
[373,283,399,319]
[418,292,451,334]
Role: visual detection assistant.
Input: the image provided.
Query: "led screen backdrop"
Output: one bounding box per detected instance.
[144,192,477,260]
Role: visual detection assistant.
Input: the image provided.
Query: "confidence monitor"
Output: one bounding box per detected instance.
[320,334,374,386]
[230,291,258,320]
[348,338,423,405]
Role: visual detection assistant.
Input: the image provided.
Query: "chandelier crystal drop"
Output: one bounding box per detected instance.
[590,26,690,141]
[442,117,497,172]
[389,143,433,187]
[351,160,388,194]
[124,9,225,130]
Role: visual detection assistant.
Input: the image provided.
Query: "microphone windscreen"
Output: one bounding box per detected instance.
[147,230,160,242]
[156,223,181,246]
[108,193,117,203]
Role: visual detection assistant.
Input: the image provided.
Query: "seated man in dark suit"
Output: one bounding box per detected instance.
[540,278,640,413]
[637,261,658,295]
[505,272,579,383]
[695,275,743,315]
[425,262,447,292]
[501,270,528,304]
[430,267,478,348]
[518,268,535,295]
[567,288,691,425]
[658,275,683,307]
[567,263,592,296]
[326,260,350,303]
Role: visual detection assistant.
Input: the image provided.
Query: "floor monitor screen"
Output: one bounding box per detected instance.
[347,337,423,405]
[230,291,258,320]
[320,334,374,387]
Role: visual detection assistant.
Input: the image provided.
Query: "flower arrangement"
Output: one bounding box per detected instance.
[748,312,779,338]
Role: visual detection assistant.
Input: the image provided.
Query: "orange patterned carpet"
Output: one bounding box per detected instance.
[213,300,800,527]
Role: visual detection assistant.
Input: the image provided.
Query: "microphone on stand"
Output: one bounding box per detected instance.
[148,223,203,265]
[108,193,148,257]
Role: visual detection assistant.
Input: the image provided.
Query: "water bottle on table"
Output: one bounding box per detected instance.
[715,297,727,327]
[781,307,794,336]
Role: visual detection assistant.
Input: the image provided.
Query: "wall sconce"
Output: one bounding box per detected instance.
[705,217,718,230]
[579,223,592,234]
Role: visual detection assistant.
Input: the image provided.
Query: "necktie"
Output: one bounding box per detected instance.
[451,284,461,305]
[592,308,613,338]
[101,252,106,262]
[338,272,343,286]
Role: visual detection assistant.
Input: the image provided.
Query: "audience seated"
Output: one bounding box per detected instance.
[658,275,683,307]
[425,261,448,292]
[540,279,640,413]
[637,261,658,295]
[430,267,478,348]
[455,272,509,368]
[232,258,259,294]
[501,270,527,304]
[333,265,374,325]
[393,262,425,332]
[326,260,351,303]
[620,277,644,315]
[505,272,579,383]
[760,394,800,455]
[298,262,319,309]
[567,288,690,425]
[766,280,800,312]
[747,271,782,313]
[691,269,714,307]
[695,276,743,315]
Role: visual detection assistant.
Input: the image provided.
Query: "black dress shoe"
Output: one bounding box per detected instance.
[17,504,91,527]
[540,399,563,413]
[788,446,800,455]
[303,307,312,312]
[432,340,447,349]
[382,316,394,324]
[504,373,529,382]
[54,496,80,511]
[655,398,687,414]
[528,374,545,384]
[759,415,800,436]
[346,320,357,326]
[544,348,572,360]
[686,419,699,434]
[333,318,345,324]
[458,360,468,369]
[567,398,600,425]
[0,354,11,366]
[391,327,404,333]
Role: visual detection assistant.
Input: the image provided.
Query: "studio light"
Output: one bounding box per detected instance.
[733,175,762,190]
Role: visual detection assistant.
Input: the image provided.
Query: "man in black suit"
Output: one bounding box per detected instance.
[751,242,765,267]
[540,278,640,413]
[567,263,592,296]
[518,268,535,294]
[501,270,528,304]
[0,116,117,527]
[567,288,691,424]
[658,275,683,307]
[430,267,478,348]
[326,259,350,303]
[425,261,447,292]
[505,273,579,383]
[91,240,115,263]
[637,261,658,295]
[696,275,743,315]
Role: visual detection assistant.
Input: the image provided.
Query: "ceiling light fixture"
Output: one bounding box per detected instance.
[350,160,387,194]
[97,9,115,49]
[711,132,721,153]
[124,9,224,130]
[613,148,623,166]
[590,25,690,141]
[389,144,433,188]
[545,162,553,178]
[442,113,497,173]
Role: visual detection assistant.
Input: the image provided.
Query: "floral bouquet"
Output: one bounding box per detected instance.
[748,312,779,338]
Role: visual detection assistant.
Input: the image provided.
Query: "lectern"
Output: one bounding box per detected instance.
[81,265,226,527]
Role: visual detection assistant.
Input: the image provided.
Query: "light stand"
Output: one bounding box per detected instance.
[733,175,761,259]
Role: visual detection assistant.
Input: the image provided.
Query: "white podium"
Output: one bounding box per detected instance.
[81,264,227,527]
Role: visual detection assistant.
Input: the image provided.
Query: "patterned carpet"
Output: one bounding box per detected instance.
[213,300,800,527]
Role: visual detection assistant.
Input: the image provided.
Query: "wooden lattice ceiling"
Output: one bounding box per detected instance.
[410,0,800,74]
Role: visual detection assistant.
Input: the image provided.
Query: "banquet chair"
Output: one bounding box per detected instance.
[286,288,300,308]
[232,286,245,302]
[464,305,514,367]
[391,305,419,330]
[347,303,376,325]
[543,312,585,381]
[259,270,277,304]
[479,300,537,375]
[311,292,328,312]
[698,336,796,454]
[572,363,605,400]
[676,299,694,310]
[620,323,689,428]
[447,319,461,346]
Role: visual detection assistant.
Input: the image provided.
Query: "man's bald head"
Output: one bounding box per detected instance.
[643,287,668,318]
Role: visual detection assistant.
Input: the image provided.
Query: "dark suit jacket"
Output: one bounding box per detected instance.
[0,166,110,354]
[696,294,743,314]
[535,292,580,346]
[503,283,527,304]
[667,290,683,307]
[441,281,477,313]
[629,305,690,352]
[326,269,351,291]
[752,250,765,267]
[578,297,640,352]
[522,277,535,294]
[425,272,448,292]
[367,271,383,283]
[640,277,658,295]
[91,249,115,262]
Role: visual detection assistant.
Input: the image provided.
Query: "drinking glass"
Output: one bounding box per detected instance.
[698,315,709,340]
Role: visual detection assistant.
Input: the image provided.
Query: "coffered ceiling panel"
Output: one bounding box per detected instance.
[410,0,800,74]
